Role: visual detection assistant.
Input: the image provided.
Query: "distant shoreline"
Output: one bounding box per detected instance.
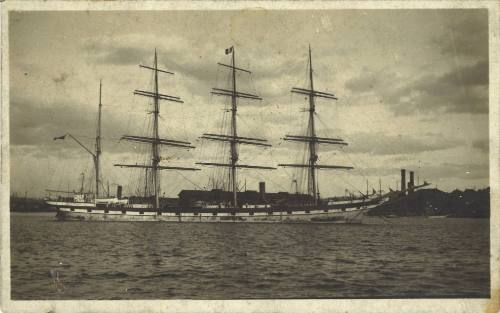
[10,187,490,218]
[368,187,490,218]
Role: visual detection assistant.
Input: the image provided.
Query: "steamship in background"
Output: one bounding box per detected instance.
[46,46,430,223]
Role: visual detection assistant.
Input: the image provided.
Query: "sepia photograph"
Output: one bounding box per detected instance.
[1,1,499,312]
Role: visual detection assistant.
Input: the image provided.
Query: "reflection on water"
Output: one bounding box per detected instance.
[11,213,489,299]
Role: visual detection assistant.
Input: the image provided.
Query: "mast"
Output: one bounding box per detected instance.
[152,50,161,210]
[95,80,102,198]
[197,46,275,208]
[53,82,104,201]
[307,46,318,206]
[115,50,199,212]
[279,45,353,208]
[230,48,238,208]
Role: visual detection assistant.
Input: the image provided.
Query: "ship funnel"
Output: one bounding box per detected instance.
[401,169,406,194]
[409,171,415,193]
[117,185,122,199]
[259,182,266,202]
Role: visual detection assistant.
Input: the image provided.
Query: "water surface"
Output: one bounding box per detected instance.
[11,213,490,299]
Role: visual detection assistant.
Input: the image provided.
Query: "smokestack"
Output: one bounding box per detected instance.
[409,171,415,193]
[259,182,266,202]
[401,169,406,194]
[117,185,122,199]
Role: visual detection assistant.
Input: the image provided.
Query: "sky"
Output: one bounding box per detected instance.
[9,9,490,198]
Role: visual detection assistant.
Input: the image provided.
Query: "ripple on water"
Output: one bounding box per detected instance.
[10,214,490,299]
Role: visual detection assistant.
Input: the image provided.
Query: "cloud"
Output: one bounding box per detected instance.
[82,32,317,106]
[345,60,488,115]
[347,132,463,155]
[344,10,488,116]
[433,9,488,60]
[398,60,488,115]
[441,60,488,86]
[9,94,139,155]
[83,34,184,65]
[472,139,489,153]
[96,46,149,66]
[52,72,70,84]
[85,33,212,71]
[345,69,399,94]
[8,10,490,197]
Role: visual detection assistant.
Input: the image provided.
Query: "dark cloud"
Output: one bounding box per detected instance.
[345,69,398,94]
[10,94,130,154]
[345,60,488,115]
[10,95,91,146]
[10,92,203,164]
[52,72,69,84]
[396,60,488,115]
[83,36,314,104]
[441,60,488,86]
[472,139,489,153]
[345,10,488,116]
[84,41,221,99]
[85,43,149,66]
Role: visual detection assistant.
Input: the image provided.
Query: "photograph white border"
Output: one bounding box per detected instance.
[0,1,498,312]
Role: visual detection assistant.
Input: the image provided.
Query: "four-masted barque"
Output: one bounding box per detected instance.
[46,46,388,223]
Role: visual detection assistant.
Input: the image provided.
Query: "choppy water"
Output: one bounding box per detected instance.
[10,213,489,299]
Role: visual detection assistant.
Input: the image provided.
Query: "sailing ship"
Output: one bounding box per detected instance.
[46,47,388,223]
[46,80,131,215]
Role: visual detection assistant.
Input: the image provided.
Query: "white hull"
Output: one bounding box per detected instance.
[48,200,379,224]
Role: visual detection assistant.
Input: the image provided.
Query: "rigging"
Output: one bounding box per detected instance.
[197,46,276,208]
[114,50,199,211]
[279,46,353,207]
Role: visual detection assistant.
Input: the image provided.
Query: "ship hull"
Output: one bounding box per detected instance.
[48,200,379,224]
